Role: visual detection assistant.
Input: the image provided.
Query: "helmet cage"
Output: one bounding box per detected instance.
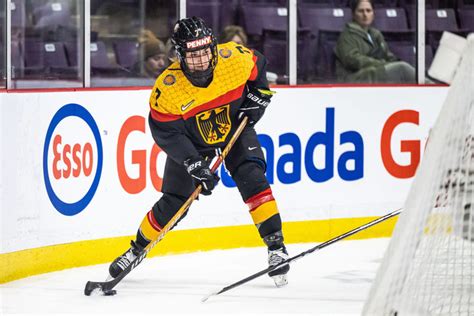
[172,17,218,82]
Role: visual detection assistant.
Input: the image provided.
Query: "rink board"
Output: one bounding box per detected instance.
[0,86,446,282]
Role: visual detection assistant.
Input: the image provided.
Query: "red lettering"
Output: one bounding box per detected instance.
[117,116,147,194]
[72,143,82,177]
[63,144,72,178]
[381,110,420,178]
[149,144,163,192]
[52,134,62,180]
[51,134,94,179]
[83,143,93,176]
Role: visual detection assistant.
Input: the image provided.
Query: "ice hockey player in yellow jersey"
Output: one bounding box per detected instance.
[109,16,290,287]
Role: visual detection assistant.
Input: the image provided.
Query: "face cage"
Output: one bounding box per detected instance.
[178,43,218,80]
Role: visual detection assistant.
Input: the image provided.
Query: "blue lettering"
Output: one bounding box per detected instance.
[258,134,274,184]
[277,133,301,184]
[220,165,236,187]
[305,108,335,182]
[338,131,364,181]
[219,107,364,187]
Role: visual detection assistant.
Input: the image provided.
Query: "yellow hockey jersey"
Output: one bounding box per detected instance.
[148,41,269,164]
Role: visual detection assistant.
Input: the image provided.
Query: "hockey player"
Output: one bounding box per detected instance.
[109,17,290,286]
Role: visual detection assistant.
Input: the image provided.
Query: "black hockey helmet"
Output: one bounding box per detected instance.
[171,17,218,86]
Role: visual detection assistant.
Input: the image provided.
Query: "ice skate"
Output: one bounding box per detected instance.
[264,231,290,287]
[268,246,289,287]
[108,240,143,279]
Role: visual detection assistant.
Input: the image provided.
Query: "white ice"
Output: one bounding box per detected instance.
[0,238,390,316]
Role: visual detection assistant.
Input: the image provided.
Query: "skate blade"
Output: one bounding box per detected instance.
[271,274,288,287]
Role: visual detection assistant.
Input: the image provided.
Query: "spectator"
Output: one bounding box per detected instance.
[219,25,278,84]
[219,25,248,45]
[133,29,169,78]
[334,0,416,83]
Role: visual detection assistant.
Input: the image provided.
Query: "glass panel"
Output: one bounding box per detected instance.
[1,1,5,88]
[425,0,471,84]
[298,0,418,84]
[10,0,83,89]
[204,0,288,85]
[0,1,7,89]
[90,0,177,87]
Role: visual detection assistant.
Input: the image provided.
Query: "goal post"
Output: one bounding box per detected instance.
[363,36,474,315]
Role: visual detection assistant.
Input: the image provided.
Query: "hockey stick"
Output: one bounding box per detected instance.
[84,116,248,296]
[202,207,402,302]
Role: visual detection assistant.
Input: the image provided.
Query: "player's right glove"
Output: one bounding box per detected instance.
[184,156,220,195]
[238,87,275,126]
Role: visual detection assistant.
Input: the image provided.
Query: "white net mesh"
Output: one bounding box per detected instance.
[363,37,474,316]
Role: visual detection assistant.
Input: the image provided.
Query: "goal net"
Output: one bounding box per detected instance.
[363,37,474,315]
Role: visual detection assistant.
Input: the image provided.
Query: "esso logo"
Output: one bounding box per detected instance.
[43,103,103,216]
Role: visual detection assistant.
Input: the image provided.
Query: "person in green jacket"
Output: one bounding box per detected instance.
[334,0,416,83]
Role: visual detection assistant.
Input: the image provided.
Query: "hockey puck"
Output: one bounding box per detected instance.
[102,289,117,296]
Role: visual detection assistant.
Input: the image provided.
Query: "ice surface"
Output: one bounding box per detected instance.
[0,238,390,315]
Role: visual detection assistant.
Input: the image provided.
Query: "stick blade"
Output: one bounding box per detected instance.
[84,281,117,296]
[84,281,98,296]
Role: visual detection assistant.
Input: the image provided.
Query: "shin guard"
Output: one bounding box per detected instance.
[136,193,188,247]
[245,188,282,238]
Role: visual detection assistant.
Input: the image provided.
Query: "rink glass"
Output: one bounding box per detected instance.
[1,1,5,88]
[2,1,474,89]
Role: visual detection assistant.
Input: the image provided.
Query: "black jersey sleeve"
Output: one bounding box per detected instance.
[248,49,270,90]
[148,113,200,165]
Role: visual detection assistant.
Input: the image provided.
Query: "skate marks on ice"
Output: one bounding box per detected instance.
[0,239,390,315]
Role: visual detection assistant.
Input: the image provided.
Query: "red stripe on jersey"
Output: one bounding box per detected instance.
[147,210,163,231]
[150,108,181,122]
[245,188,275,211]
[183,83,246,120]
[249,54,259,81]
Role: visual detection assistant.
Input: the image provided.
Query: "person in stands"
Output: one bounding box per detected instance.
[335,0,416,83]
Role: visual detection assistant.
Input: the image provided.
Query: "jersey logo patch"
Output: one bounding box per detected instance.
[181,99,195,112]
[163,74,176,86]
[219,48,232,59]
[196,105,231,144]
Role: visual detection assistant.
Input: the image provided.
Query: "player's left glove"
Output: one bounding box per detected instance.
[238,87,275,126]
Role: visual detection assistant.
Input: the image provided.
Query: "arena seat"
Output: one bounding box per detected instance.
[457,9,474,32]
[261,29,311,81]
[23,39,75,77]
[388,41,434,68]
[187,1,224,34]
[113,40,139,69]
[299,7,351,35]
[426,8,459,32]
[32,0,72,28]
[373,8,410,32]
[297,0,346,8]
[426,8,460,50]
[239,4,288,37]
[457,0,474,8]
[11,0,27,28]
[64,41,121,76]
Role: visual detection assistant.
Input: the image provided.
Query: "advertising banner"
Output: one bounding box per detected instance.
[0,87,447,253]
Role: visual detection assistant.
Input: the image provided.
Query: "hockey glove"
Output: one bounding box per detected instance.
[184,156,220,195]
[238,87,275,126]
